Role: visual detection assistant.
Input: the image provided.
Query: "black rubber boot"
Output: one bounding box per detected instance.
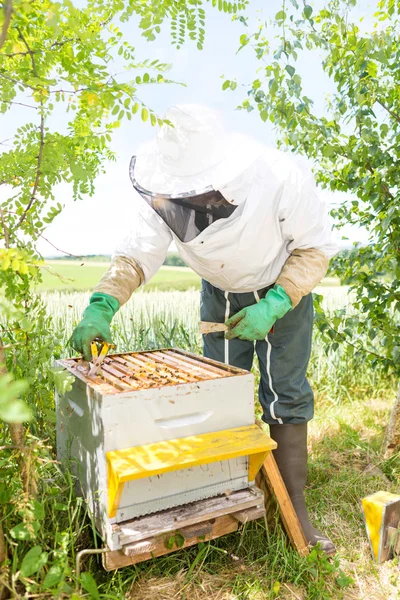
[269,423,336,556]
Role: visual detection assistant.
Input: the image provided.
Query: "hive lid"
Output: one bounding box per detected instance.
[58,348,250,395]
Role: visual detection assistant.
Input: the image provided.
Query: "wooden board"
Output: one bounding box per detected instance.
[114,487,264,545]
[258,452,309,556]
[103,514,239,570]
[200,321,228,335]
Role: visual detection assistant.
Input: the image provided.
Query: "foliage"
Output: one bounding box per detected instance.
[0,371,29,422]
[224,0,400,375]
[163,251,187,267]
[0,293,31,423]
[0,0,246,594]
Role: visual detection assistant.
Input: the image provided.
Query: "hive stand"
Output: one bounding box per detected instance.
[56,349,309,571]
[103,445,308,570]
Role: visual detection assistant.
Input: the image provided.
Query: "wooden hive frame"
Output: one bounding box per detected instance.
[59,348,250,394]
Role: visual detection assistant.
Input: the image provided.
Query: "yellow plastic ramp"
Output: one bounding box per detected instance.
[107,425,276,518]
[361,491,400,563]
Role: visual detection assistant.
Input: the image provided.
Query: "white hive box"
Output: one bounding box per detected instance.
[56,349,268,551]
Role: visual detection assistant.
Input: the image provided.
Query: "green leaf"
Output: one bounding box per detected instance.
[275,10,286,22]
[111,104,119,116]
[20,546,48,577]
[80,572,100,600]
[52,368,74,396]
[175,533,185,547]
[303,5,313,19]
[42,565,63,589]
[366,61,378,78]
[222,80,230,90]
[141,107,149,122]
[322,145,335,157]
[33,500,45,521]
[165,536,175,549]
[269,78,278,95]
[285,65,295,77]
[0,399,32,423]
[239,33,249,48]
[10,522,40,541]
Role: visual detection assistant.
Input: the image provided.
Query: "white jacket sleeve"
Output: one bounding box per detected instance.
[273,163,338,307]
[115,198,173,283]
[278,165,338,257]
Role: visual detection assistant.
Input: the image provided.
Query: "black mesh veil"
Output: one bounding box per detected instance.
[129,156,236,242]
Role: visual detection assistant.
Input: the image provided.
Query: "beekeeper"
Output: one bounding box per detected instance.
[71,105,337,555]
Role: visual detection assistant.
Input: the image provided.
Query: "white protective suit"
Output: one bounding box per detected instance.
[95,145,337,306]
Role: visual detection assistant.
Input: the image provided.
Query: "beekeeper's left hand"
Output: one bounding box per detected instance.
[225,285,292,341]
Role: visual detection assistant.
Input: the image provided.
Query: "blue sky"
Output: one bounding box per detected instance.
[0,0,373,257]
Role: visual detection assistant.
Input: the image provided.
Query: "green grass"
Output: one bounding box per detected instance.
[38,262,201,292]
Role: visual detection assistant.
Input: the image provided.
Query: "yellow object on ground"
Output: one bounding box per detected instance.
[361,491,400,563]
[107,425,277,518]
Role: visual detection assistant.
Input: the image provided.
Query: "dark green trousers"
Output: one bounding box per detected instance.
[200,280,314,425]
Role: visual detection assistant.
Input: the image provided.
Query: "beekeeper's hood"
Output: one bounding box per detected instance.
[130,104,263,205]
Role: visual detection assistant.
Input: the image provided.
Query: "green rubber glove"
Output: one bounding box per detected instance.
[69,292,120,361]
[225,285,292,341]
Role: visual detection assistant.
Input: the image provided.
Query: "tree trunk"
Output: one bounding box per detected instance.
[384,383,400,458]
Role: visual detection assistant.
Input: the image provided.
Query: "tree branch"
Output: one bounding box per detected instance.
[39,234,83,259]
[0,0,12,51]
[16,26,38,76]
[15,113,45,229]
[0,71,37,89]
[0,207,10,247]
[365,162,395,200]
[324,322,388,362]
[3,100,37,109]
[377,99,400,125]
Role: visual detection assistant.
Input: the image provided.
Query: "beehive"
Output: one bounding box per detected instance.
[56,349,274,551]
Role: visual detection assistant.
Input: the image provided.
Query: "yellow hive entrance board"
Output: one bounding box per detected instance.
[107,424,276,518]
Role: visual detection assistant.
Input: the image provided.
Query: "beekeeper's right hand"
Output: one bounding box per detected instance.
[69,292,120,361]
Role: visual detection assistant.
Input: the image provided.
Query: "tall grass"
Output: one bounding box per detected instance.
[43,285,388,404]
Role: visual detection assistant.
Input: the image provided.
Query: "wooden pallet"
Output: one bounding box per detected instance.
[102,452,308,570]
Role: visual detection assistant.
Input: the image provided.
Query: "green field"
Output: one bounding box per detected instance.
[38,261,341,293]
[38,261,201,292]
